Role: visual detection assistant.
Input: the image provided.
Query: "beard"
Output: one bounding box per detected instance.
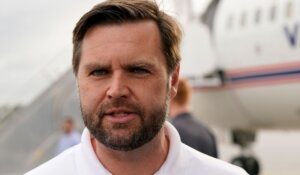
[81,97,169,151]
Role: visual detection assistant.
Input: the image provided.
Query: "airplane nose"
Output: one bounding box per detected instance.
[106,73,130,99]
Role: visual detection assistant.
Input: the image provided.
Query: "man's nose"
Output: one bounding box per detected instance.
[106,73,130,99]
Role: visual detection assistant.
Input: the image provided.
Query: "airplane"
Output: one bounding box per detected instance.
[179,0,300,173]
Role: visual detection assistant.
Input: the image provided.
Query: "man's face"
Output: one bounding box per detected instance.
[77,21,179,151]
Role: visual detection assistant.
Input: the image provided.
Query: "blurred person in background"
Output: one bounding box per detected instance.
[169,79,218,158]
[56,117,81,155]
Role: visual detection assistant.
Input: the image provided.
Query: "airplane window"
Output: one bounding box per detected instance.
[240,12,247,27]
[270,5,277,21]
[255,8,261,24]
[286,1,293,18]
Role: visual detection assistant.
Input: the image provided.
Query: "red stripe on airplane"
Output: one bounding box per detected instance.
[226,61,300,77]
[192,74,300,91]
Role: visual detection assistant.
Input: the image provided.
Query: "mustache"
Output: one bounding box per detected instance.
[96,98,144,119]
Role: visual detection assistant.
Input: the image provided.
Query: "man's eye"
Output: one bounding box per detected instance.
[90,69,109,76]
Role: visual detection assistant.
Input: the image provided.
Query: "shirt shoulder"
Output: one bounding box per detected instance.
[25,145,80,175]
[177,144,249,175]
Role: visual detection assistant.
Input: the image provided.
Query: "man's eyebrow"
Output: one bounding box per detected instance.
[83,63,110,71]
[124,62,155,69]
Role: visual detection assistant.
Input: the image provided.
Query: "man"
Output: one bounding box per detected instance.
[169,79,218,158]
[26,0,248,174]
[55,117,81,155]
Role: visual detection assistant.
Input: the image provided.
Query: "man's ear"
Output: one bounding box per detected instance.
[170,65,180,99]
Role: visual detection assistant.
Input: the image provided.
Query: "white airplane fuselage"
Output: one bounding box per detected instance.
[190,0,300,130]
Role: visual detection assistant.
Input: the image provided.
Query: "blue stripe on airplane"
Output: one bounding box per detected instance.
[227,69,300,82]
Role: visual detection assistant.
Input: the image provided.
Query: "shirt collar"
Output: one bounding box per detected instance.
[77,121,181,175]
[76,128,112,175]
[155,121,181,174]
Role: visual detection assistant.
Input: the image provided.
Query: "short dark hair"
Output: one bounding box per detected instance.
[72,0,182,75]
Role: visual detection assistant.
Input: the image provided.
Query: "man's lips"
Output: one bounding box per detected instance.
[104,108,137,123]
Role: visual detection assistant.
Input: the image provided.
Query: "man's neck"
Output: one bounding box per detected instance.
[91,126,169,175]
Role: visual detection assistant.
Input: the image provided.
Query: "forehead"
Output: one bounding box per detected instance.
[83,20,161,49]
[80,20,166,66]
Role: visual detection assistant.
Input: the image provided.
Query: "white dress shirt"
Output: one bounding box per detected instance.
[26,122,248,175]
